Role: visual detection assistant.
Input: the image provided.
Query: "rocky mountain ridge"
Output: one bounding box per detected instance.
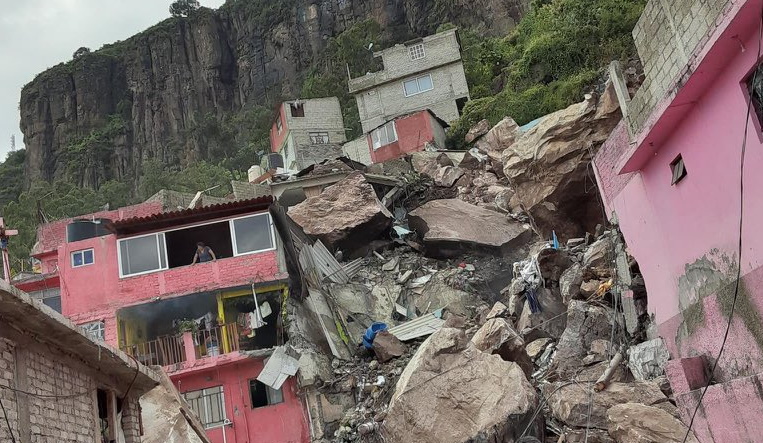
[19,0,528,190]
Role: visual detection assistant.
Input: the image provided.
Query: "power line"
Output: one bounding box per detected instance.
[682,8,763,442]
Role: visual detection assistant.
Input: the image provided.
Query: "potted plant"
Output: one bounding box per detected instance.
[175,319,199,334]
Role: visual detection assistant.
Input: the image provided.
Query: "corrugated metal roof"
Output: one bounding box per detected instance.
[388,309,445,341]
[110,196,274,235]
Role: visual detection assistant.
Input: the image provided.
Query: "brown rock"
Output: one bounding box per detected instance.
[607,403,699,443]
[525,338,553,360]
[465,119,491,143]
[480,117,521,160]
[288,172,391,252]
[584,236,613,270]
[471,318,534,377]
[373,331,406,363]
[485,301,509,320]
[543,382,670,429]
[382,328,539,443]
[408,199,533,258]
[433,166,465,187]
[576,360,630,384]
[580,279,602,297]
[501,84,621,238]
[564,429,615,443]
[516,287,568,339]
[537,248,573,282]
[553,300,615,378]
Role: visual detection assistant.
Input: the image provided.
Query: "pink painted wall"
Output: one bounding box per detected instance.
[270,104,289,153]
[595,3,763,440]
[173,358,310,443]
[370,111,436,163]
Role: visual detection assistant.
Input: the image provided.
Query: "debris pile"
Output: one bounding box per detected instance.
[275,84,693,442]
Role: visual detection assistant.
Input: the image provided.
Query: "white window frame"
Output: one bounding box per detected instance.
[183,386,227,429]
[372,121,398,150]
[229,213,277,257]
[71,248,95,268]
[81,320,105,341]
[408,43,425,60]
[309,132,330,144]
[117,232,168,278]
[402,74,434,97]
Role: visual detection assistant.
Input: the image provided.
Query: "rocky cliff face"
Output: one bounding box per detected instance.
[19,0,528,190]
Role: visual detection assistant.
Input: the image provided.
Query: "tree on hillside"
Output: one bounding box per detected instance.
[72,47,91,59]
[169,0,200,17]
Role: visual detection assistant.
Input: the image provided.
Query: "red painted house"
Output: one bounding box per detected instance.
[13,195,310,443]
[366,109,448,163]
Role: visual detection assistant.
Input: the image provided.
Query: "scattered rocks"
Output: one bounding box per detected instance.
[553,300,616,378]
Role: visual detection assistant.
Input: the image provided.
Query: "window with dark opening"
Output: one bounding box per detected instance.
[290,103,305,117]
[670,155,687,185]
[249,379,283,408]
[747,62,763,128]
[164,221,233,268]
[97,389,122,443]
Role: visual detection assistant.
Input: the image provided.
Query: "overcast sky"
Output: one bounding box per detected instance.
[0,0,226,160]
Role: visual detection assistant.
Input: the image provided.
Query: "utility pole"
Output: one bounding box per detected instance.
[0,218,19,283]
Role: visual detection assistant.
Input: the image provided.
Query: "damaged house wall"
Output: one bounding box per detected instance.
[594,0,763,441]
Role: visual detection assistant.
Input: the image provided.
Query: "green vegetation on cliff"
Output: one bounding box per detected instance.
[449,0,645,145]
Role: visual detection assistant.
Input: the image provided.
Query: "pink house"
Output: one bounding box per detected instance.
[366,110,448,163]
[13,195,310,443]
[595,0,763,440]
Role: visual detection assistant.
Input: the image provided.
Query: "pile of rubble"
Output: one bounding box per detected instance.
[275,82,696,442]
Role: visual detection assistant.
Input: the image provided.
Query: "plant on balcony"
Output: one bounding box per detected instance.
[176,319,199,334]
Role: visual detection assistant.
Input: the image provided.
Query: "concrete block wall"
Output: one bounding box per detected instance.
[628,0,731,132]
[342,136,373,165]
[283,98,346,139]
[0,336,145,443]
[377,30,462,81]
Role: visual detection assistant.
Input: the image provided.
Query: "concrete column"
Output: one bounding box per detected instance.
[182,332,196,363]
[13,348,30,443]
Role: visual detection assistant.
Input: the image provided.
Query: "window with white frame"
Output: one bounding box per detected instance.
[408,43,425,60]
[118,233,167,277]
[71,248,94,268]
[403,74,433,97]
[309,132,330,144]
[183,386,226,428]
[371,121,397,150]
[230,214,275,256]
[81,320,105,341]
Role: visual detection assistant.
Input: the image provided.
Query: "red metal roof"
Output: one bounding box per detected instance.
[110,196,274,235]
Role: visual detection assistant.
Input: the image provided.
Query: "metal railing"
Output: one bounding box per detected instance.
[194,324,240,359]
[122,334,186,366]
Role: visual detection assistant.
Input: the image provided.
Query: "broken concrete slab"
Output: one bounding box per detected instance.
[471,318,534,377]
[607,402,699,443]
[373,331,406,363]
[543,381,670,429]
[382,327,539,443]
[553,300,616,378]
[408,199,532,258]
[628,338,670,381]
[289,172,392,253]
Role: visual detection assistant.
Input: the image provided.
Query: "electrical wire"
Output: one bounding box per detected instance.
[0,397,17,443]
[682,9,763,442]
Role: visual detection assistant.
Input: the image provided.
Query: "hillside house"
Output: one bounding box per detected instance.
[348,28,470,134]
[594,0,763,440]
[13,193,310,443]
[269,97,347,171]
[365,110,448,163]
[0,280,160,442]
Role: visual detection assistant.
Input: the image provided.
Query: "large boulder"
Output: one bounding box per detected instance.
[553,300,616,378]
[501,83,621,238]
[543,382,671,429]
[382,328,539,443]
[408,199,533,258]
[471,318,534,377]
[465,119,491,143]
[607,403,699,443]
[288,172,391,253]
[479,117,521,161]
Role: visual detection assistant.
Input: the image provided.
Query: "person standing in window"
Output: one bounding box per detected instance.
[191,242,217,265]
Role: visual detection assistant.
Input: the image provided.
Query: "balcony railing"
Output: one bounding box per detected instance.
[121,323,241,368]
[122,334,186,367]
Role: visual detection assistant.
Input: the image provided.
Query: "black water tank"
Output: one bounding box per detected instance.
[66,218,112,242]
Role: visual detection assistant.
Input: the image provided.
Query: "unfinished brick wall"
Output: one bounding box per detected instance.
[628,0,732,132]
[593,121,636,206]
[0,336,146,443]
